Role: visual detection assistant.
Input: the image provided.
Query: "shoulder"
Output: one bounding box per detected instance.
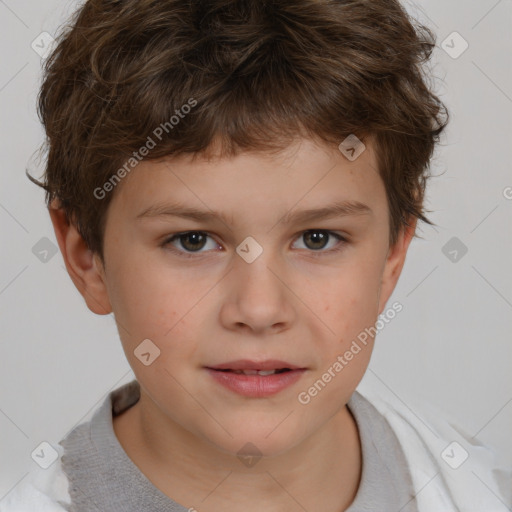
[1,381,141,512]
[0,444,72,512]
[355,381,512,512]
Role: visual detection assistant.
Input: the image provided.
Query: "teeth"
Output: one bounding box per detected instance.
[232,369,278,376]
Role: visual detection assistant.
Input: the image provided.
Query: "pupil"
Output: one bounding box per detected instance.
[305,231,328,250]
[182,232,206,251]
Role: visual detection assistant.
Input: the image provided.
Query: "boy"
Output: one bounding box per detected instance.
[3,0,510,510]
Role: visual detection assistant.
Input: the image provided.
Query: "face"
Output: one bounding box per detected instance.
[61,137,413,458]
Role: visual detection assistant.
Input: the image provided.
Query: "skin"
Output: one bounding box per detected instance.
[50,136,416,512]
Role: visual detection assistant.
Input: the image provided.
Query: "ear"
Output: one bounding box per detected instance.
[377,217,417,316]
[48,199,112,315]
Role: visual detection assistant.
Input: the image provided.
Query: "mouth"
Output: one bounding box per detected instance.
[211,368,293,376]
[205,360,307,397]
[206,359,304,372]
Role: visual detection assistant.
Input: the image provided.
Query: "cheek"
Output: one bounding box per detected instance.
[309,262,382,391]
[105,257,182,344]
[106,258,207,372]
[303,285,379,412]
[320,266,382,335]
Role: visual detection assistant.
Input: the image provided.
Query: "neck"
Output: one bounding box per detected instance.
[113,390,362,512]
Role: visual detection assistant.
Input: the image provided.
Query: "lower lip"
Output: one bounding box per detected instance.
[206,369,306,397]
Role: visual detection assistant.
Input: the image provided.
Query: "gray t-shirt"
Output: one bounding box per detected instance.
[59,380,419,512]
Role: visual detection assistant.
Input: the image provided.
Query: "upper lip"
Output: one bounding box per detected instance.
[206,359,304,371]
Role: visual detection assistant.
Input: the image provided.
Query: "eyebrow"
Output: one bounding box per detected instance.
[135,200,372,226]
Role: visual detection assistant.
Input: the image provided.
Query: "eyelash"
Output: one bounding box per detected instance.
[160,230,348,259]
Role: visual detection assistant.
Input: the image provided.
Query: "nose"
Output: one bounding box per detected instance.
[219,246,296,335]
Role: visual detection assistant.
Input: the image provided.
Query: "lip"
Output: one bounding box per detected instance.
[205,360,307,398]
[206,359,302,371]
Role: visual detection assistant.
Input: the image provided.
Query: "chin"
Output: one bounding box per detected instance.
[202,420,307,460]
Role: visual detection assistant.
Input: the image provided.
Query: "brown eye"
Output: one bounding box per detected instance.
[303,231,330,250]
[294,230,346,253]
[178,232,208,251]
[163,231,218,255]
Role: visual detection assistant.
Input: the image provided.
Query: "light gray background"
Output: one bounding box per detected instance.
[1,0,511,503]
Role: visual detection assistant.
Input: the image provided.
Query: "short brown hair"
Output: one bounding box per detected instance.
[29,0,448,263]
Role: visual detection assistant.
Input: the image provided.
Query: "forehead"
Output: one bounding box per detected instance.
[108,136,385,223]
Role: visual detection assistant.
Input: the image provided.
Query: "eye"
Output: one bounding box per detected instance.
[162,231,220,257]
[292,230,347,254]
[162,229,347,258]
